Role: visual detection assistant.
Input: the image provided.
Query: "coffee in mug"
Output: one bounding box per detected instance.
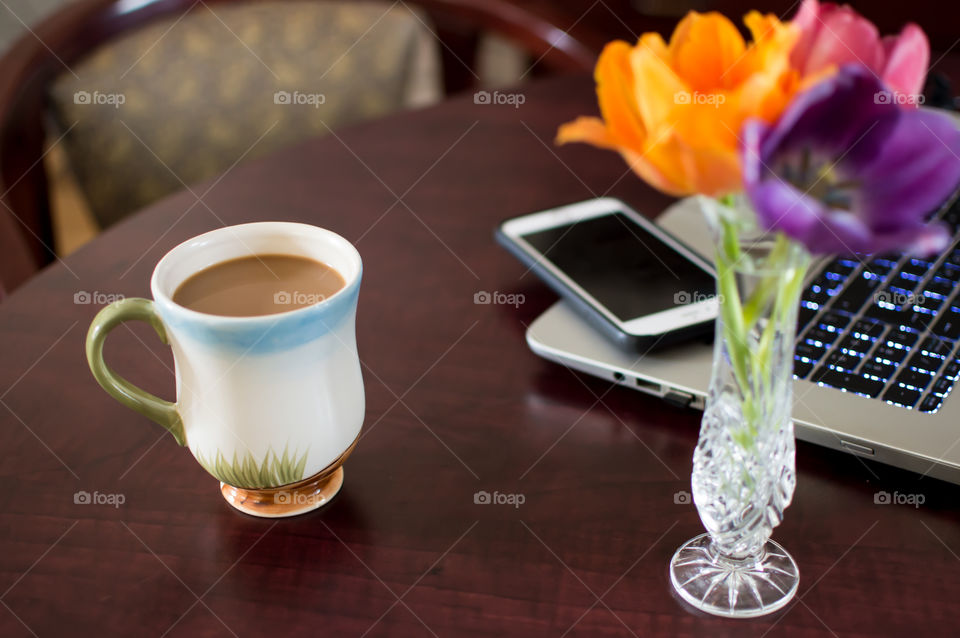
[172,254,345,317]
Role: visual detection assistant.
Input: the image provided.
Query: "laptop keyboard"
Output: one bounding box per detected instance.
[793,194,960,413]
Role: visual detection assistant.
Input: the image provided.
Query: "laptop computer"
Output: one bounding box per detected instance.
[526,195,960,485]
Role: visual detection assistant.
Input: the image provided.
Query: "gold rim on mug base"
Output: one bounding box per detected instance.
[219,437,358,518]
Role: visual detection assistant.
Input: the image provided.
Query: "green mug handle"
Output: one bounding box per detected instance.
[85,297,186,446]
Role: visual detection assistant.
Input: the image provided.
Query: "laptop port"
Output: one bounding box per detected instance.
[635,377,661,393]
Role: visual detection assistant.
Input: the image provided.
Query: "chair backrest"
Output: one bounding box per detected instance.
[0,0,599,295]
[47,2,444,229]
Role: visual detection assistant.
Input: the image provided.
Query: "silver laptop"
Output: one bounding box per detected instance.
[526,197,960,484]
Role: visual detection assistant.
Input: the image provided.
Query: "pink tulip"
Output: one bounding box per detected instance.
[791,0,929,104]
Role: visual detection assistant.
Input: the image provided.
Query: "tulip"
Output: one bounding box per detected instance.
[557,11,800,197]
[790,0,929,105]
[741,66,960,256]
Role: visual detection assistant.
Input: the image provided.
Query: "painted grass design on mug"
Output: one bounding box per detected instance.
[196,444,310,489]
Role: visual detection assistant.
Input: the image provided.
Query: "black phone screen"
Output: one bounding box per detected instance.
[521,212,716,323]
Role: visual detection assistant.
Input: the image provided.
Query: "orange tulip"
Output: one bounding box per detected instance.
[557,11,801,197]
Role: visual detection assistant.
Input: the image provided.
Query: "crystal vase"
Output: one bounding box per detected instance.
[669,199,810,618]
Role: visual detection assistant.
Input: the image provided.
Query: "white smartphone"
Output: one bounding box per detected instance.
[496,197,718,350]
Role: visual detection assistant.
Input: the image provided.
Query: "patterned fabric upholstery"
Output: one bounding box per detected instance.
[48,1,440,227]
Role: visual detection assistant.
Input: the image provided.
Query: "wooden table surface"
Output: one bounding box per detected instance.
[2,74,960,638]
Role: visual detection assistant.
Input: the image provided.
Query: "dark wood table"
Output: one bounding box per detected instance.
[3,74,960,637]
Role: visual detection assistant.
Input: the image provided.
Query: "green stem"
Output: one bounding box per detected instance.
[715,216,809,451]
[716,220,753,425]
[752,234,792,396]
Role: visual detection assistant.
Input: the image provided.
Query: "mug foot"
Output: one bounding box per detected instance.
[220,466,344,518]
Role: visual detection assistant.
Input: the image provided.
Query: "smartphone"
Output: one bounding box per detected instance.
[495,197,717,350]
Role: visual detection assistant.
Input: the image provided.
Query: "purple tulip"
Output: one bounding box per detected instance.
[741,65,960,256]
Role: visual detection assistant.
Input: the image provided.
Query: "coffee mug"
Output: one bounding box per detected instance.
[85,222,364,517]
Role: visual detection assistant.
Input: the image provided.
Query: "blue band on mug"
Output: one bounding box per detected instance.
[160,273,361,354]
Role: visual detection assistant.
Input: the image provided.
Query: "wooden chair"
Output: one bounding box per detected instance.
[0,0,601,295]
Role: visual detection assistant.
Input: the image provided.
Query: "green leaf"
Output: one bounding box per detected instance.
[294,449,309,480]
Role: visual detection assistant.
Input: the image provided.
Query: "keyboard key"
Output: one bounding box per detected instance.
[837,335,871,355]
[907,351,945,374]
[804,327,839,347]
[836,257,861,268]
[813,368,885,397]
[869,255,900,271]
[900,258,932,278]
[912,293,947,319]
[903,312,937,332]
[896,368,934,391]
[825,257,858,276]
[851,319,885,340]
[918,393,943,413]
[832,273,882,313]
[935,264,960,282]
[931,306,960,340]
[797,307,816,333]
[862,303,908,326]
[818,311,851,332]
[941,205,960,232]
[886,330,919,350]
[943,358,960,380]
[862,358,897,381]
[802,275,837,306]
[795,342,827,363]
[825,350,863,371]
[877,306,936,332]
[924,277,954,298]
[887,271,922,291]
[883,384,922,407]
[932,376,955,397]
[874,287,907,307]
[793,358,814,379]
[920,337,952,358]
[875,345,909,365]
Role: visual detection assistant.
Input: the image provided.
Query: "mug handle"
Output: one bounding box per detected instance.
[85,298,186,446]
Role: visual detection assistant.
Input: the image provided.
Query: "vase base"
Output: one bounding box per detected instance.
[669,533,798,618]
